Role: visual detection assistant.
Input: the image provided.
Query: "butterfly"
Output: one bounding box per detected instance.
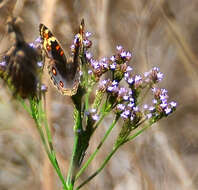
[0,17,41,98]
[39,20,84,96]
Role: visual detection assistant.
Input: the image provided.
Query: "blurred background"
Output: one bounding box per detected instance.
[0,0,198,190]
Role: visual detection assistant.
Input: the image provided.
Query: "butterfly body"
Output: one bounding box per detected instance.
[39,24,80,96]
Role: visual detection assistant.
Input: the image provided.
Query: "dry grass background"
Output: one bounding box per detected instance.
[0,0,198,190]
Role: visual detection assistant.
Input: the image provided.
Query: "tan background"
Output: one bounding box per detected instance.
[0,0,197,190]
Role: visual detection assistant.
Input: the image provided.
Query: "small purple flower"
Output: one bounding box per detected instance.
[134,75,142,82]
[29,43,35,48]
[123,95,129,100]
[126,66,133,72]
[147,113,153,119]
[124,72,129,78]
[110,56,116,62]
[79,71,83,76]
[160,94,168,102]
[90,108,97,113]
[127,77,134,84]
[126,51,132,60]
[117,104,126,111]
[110,62,117,70]
[164,107,172,115]
[83,39,90,46]
[85,31,92,38]
[170,101,177,108]
[129,97,134,102]
[120,51,127,58]
[107,86,115,92]
[157,72,164,81]
[121,109,130,119]
[116,45,123,51]
[144,71,150,78]
[152,99,158,104]
[91,60,100,69]
[37,61,43,68]
[86,52,92,60]
[41,84,48,92]
[160,101,167,108]
[133,106,139,112]
[128,102,134,108]
[35,36,42,43]
[143,104,148,109]
[130,115,134,121]
[88,69,93,74]
[92,114,99,121]
[118,87,127,96]
[112,80,118,86]
[0,61,6,67]
[149,106,155,111]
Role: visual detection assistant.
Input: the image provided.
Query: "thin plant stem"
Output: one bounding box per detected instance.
[67,132,79,188]
[76,120,154,189]
[75,115,119,180]
[76,144,120,190]
[29,99,67,190]
[67,105,82,188]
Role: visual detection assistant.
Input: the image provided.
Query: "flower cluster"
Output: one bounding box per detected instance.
[83,43,176,125]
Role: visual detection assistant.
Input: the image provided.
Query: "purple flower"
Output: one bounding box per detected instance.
[112,80,118,86]
[86,52,92,60]
[127,77,134,84]
[160,101,167,108]
[88,69,93,74]
[85,31,92,38]
[91,60,100,69]
[116,45,123,51]
[90,108,97,113]
[0,61,6,67]
[120,51,127,58]
[92,114,99,121]
[149,106,155,111]
[121,110,130,119]
[152,99,158,104]
[29,43,35,48]
[41,84,48,92]
[170,101,177,108]
[157,72,164,81]
[147,113,153,119]
[110,56,116,62]
[134,75,142,82]
[110,62,117,70]
[133,106,139,112]
[37,61,43,68]
[128,102,134,108]
[117,104,126,111]
[164,107,172,115]
[126,66,133,72]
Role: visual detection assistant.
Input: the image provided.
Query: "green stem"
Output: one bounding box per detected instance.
[76,120,154,189]
[29,99,67,190]
[76,144,121,190]
[124,120,154,143]
[75,115,119,180]
[67,131,79,188]
[67,104,82,188]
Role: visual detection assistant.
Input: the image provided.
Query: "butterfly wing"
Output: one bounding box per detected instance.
[39,24,80,96]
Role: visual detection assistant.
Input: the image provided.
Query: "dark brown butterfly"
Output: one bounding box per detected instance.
[0,17,42,98]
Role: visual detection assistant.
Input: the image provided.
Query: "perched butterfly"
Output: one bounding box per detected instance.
[0,17,41,98]
[39,20,84,96]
